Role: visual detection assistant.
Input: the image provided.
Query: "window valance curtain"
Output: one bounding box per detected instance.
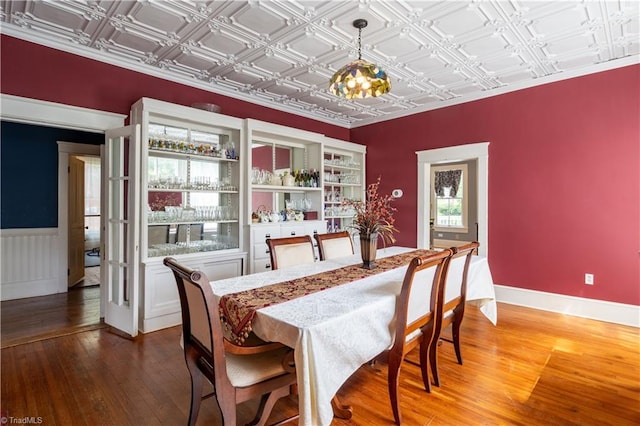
[434,169,462,197]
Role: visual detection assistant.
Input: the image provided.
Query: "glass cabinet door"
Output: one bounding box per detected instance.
[144,122,240,259]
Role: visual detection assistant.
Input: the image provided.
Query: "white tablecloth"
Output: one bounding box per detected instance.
[211,247,497,426]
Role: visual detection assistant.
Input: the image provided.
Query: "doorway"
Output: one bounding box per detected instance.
[68,155,102,289]
[1,145,105,348]
[416,142,489,256]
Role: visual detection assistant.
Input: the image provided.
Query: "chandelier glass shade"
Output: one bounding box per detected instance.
[329,19,391,99]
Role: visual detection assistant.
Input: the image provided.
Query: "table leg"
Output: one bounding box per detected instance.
[331,395,353,420]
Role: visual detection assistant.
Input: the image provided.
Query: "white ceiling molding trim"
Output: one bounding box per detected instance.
[0,94,126,132]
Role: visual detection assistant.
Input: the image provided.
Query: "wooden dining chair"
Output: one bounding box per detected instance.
[314,231,354,260]
[176,223,204,242]
[163,257,298,426]
[266,235,315,270]
[428,241,480,388]
[382,249,453,425]
[148,224,170,245]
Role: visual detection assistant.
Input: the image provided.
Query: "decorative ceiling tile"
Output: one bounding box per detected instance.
[0,0,637,128]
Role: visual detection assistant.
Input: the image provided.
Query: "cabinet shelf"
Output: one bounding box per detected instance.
[147,242,239,258]
[148,188,239,194]
[148,220,239,226]
[149,148,239,163]
[323,182,360,187]
[251,185,322,193]
[323,164,361,172]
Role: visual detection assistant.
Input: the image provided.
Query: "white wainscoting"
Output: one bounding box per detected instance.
[495,284,640,328]
[1,228,64,301]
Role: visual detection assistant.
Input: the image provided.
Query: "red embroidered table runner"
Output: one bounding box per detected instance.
[219,249,434,344]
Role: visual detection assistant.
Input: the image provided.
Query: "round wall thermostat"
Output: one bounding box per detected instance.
[392,189,403,198]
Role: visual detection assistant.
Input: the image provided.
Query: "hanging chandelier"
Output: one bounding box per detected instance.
[329,19,391,99]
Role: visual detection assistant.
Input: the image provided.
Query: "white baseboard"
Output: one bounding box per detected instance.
[1,278,62,300]
[494,285,640,328]
[140,312,181,334]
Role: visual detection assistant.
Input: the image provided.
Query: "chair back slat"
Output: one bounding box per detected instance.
[392,250,452,354]
[442,242,478,313]
[183,280,213,352]
[314,231,354,260]
[163,258,225,360]
[266,235,315,270]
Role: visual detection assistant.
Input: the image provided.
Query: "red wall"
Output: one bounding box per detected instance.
[352,65,640,306]
[2,35,638,306]
[0,35,349,140]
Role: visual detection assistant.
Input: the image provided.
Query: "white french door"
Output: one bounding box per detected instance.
[102,124,141,337]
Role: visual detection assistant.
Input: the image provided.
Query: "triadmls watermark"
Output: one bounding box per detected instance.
[0,411,43,425]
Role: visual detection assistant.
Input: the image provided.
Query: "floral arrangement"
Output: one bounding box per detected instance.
[343,176,398,244]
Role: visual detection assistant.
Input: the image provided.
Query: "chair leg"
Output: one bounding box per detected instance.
[418,337,432,394]
[185,358,204,426]
[387,354,403,425]
[246,385,290,426]
[428,334,441,388]
[452,312,464,365]
[331,395,353,420]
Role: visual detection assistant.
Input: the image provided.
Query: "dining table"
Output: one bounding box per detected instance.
[212,246,497,426]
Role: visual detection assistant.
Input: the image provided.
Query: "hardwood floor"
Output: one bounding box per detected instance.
[1,303,639,425]
[1,284,103,348]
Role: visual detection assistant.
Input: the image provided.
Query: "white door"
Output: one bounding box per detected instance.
[68,155,86,286]
[103,124,141,337]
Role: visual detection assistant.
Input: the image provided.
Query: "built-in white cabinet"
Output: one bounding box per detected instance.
[245,119,327,273]
[107,98,366,333]
[130,98,247,332]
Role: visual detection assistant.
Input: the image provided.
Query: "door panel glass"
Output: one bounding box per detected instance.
[104,124,139,337]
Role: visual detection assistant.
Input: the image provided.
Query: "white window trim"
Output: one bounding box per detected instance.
[431,163,469,233]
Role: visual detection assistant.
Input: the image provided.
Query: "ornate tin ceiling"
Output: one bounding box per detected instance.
[1,0,638,128]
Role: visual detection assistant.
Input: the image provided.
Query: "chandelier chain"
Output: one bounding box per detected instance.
[357,27,362,60]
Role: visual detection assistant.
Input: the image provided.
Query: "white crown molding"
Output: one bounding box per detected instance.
[3,26,637,130]
[0,93,126,132]
[494,284,640,328]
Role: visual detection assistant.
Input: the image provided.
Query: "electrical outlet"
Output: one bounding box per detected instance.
[585,273,594,285]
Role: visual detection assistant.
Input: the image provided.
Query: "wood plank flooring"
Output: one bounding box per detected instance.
[1,302,639,425]
[1,285,103,348]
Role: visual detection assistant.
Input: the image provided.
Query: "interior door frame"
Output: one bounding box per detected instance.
[1,94,125,312]
[416,142,489,257]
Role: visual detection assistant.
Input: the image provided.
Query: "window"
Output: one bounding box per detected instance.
[431,164,468,233]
